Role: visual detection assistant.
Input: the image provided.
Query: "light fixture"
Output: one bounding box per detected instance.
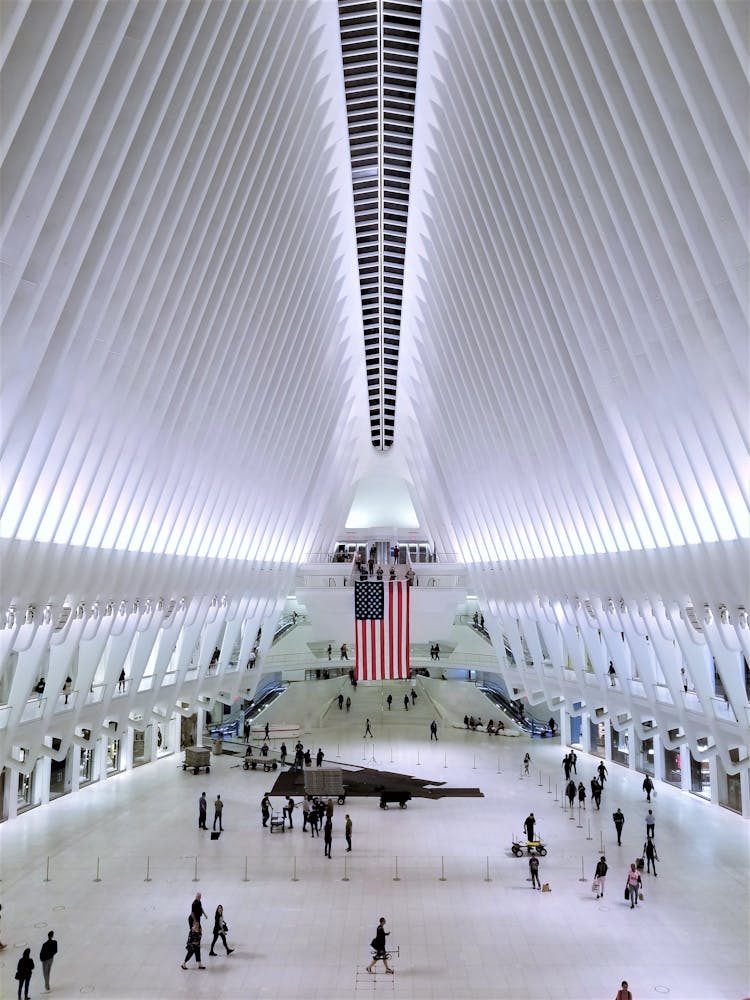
[6,606,16,629]
[43,604,53,625]
[25,605,35,624]
[105,601,114,616]
[157,598,164,612]
[91,602,99,620]
[738,608,748,629]
[607,598,615,613]
[718,604,729,624]
[703,604,713,626]
[76,603,86,619]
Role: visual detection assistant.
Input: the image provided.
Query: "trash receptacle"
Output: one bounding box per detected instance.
[213,737,223,756]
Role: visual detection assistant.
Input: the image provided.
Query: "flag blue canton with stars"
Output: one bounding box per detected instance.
[355,582,384,620]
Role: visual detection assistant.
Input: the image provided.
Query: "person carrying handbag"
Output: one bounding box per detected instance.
[593,856,608,898]
[625,863,642,908]
[209,904,234,956]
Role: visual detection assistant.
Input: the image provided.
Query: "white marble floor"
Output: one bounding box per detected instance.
[1,688,748,1000]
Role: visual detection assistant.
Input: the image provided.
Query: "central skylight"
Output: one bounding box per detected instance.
[338,0,422,450]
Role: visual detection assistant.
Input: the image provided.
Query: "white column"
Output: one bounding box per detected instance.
[196,708,206,747]
[149,723,158,762]
[97,736,108,782]
[580,711,591,754]
[3,765,18,821]
[626,724,636,770]
[69,745,81,793]
[604,719,612,763]
[739,768,750,819]
[679,744,691,793]
[123,726,134,771]
[37,755,51,805]
[652,733,664,782]
[559,704,569,746]
[709,755,719,805]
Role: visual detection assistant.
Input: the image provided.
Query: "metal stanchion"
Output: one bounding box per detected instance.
[586,821,592,841]
[484,856,492,883]
[243,856,249,882]
[337,744,341,759]
[389,746,394,763]
[473,754,477,770]
[577,806,583,828]
[600,831,605,854]
[538,769,542,787]
[393,856,400,882]
[548,776,552,794]
[291,856,299,882]
[94,856,102,882]
[192,856,199,882]
[144,856,152,882]
[342,856,350,882]
[443,752,447,769]
[554,782,559,802]
[518,763,523,780]
[417,750,421,766]
[44,856,51,883]
[579,857,586,882]
[497,758,501,774]
[439,856,447,882]
[569,806,575,820]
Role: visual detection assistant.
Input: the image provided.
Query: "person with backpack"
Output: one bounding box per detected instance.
[529,854,541,889]
[366,917,393,974]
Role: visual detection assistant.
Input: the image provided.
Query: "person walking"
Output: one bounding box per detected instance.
[316,747,324,767]
[190,892,207,925]
[182,918,205,969]
[324,817,333,858]
[198,792,207,830]
[563,754,572,781]
[642,775,654,802]
[523,752,531,775]
[645,809,655,840]
[403,694,409,711]
[213,794,224,832]
[280,742,287,765]
[16,948,34,999]
[591,778,602,811]
[261,794,271,828]
[529,854,541,889]
[338,693,344,710]
[39,930,58,990]
[209,904,234,955]
[615,980,633,1000]
[613,808,625,845]
[643,836,658,875]
[366,917,393,974]
[608,662,617,686]
[625,862,642,908]
[566,779,577,807]
[547,717,556,736]
[577,782,587,809]
[570,750,577,774]
[593,856,608,898]
[364,719,373,738]
[597,761,608,785]
[345,814,352,851]
[430,720,438,741]
[310,801,320,837]
[243,718,250,741]
[340,643,348,660]
[327,643,332,661]
[264,721,270,741]
[523,812,535,843]
[284,796,295,829]
[346,696,351,712]
[387,693,393,711]
[411,688,417,705]
[302,797,311,832]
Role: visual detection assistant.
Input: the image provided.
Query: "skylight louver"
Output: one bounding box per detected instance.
[339,0,422,449]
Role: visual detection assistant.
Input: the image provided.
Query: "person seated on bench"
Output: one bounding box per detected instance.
[476,717,483,730]
[469,715,476,730]
[497,719,505,731]
[487,720,495,735]
[261,742,269,757]
[464,715,469,728]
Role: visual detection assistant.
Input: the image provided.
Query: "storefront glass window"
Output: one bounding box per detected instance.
[690,752,711,798]
[610,723,629,766]
[663,747,681,786]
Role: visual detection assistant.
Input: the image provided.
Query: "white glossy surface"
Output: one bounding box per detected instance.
[1,688,747,999]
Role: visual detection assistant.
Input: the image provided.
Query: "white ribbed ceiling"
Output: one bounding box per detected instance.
[1,0,748,607]
[401,0,749,571]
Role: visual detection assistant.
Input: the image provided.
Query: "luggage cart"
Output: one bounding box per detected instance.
[511,837,547,857]
[183,746,211,775]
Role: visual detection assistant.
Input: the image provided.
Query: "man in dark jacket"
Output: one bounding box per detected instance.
[613,808,625,846]
[40,931,58,991]
[366,917,393,974]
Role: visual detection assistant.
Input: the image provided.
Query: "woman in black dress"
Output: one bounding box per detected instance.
[16,947,34,999]
[209,904,234,956]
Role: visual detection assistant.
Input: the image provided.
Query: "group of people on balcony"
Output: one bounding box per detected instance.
[354,549,416,586]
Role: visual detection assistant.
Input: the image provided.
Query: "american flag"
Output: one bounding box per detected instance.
[354,581,410,681]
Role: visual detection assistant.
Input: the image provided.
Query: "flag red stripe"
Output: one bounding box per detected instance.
[355,582,410,681]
